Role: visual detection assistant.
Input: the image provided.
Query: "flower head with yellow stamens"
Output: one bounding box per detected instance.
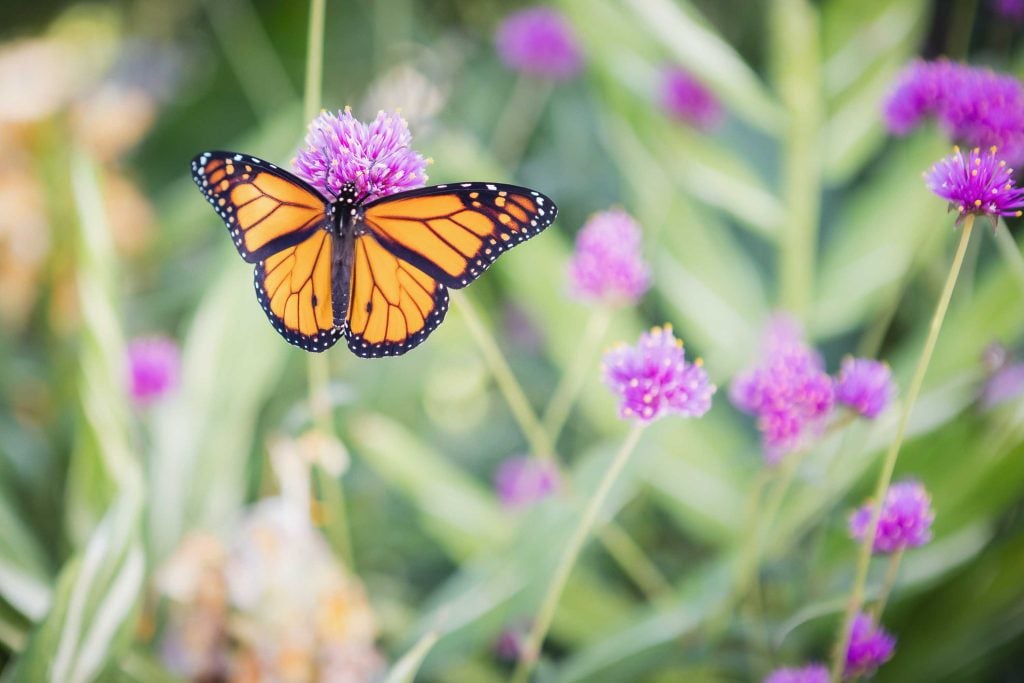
[925,146,1024,228]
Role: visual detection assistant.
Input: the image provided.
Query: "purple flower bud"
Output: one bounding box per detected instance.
[494,7,583,81]
[980,361,1024,408]
[845,612,896,679]
[292,108,428,202]
[849,480,935,554]
[925,146,1024,223]
[127,335,180,406]
[567,209,651,306]
[494,456,560,508]
[763,664,829,683]
[658,66,722,130]
[602,325,715,423]
[835,357,894,419]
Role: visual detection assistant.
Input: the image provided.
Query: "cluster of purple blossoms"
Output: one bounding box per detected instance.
[845,612,896,678]
[292,108,428,202]
[730,316,835,463]
[993,0,1024,21]
[658,66,722,130]
[762,664,829,683]
[567,209,651,306]
[494,7,583,81]
[602,325,715,423]
[493,456,560,508]
[127,335,180,406]
[884,60,1024,163]
[924,145,1024,227]
[835,357,894,419]
[849,480,935,554]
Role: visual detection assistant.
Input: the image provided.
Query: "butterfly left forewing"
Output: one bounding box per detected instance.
[343,233,449,357]
[360,183,557,289]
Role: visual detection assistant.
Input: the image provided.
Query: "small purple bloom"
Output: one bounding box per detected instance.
[127,335,180,406]
[494,621,530,663]
[567,209,651,305]
[292,108,428,202]
[730,315,834,464]
[835,357,894,419]
[602,325,715,423]
[993,0,1024,21]
[925,146,1024,225]
[980,361,1024,408]
[658,66,722,130]
[882,59,949,135]
[849,480,935,554]
[494,456,560,508]
[494,7,583,81]
[845,612,896,679]
[763,664,829,683]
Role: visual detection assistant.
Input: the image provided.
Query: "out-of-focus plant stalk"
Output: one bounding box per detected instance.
[302,0,353,567]
[511,422,645,683]
[542,306,613,442]
[871,548,904,618]
[492,75,554,168]
[994,221,1024,296]
[771,0,822,318]
[831,217,976,682]
[948,0,979,59]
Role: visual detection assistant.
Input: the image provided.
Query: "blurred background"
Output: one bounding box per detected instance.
[1,0,1024,681]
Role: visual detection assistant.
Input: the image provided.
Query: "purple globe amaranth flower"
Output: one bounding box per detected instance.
[884,60,1024,163]
[602,325,715,423]
[993,0,1024,22]
[980,361,1024,408]
[845,612,896,679]
[292,108,428,202]
[835,357,894,419]
[925,145,1024,228]
[849,480,935,554]
[567,209,651,305]
[127,335,180,406]
[763,664,829,683]
[494,620,530,663]
[494,7,583,81]
[730,315,834,464]
[658,66,722,130]
[494,456,560,508]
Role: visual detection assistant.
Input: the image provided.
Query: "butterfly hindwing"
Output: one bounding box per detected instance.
[360,183,557,289]
[191,151,329,263]
[344,233,449,358]
[254,228,344,352]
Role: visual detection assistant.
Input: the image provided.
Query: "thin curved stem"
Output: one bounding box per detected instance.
[492,75,554,169]
[542,307,614,443]
[511,423,646,683]
[871,548,904,619]
[830,217,975,681]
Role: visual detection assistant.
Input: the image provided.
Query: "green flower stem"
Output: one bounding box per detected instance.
[871,548,904,619]
[542,306,614,443]
[303,0,353,567]
[596,522,672,601]
[511,423,646,683]
[830,216,976,682]
[492,74,554,169]
[994,220,1024,296]
[771,0,822,317]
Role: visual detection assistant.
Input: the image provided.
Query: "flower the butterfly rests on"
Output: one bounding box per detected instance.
[191,109,557,357]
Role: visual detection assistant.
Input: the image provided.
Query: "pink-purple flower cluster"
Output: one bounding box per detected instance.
[762,664,829,683]
[658,66,722,130]
[730,316,834,463]
[835,357,894,419]
[884,60,1024,163]
[292,108,428,202]
[849,480,935,554]
[845,612,896,678]
[993,0,1024,21]
[602,325,715,423]
[127,335,180,406]
[494,7,583,81]
[925,146,1024,225]
[494,456,560,508]
[567,209,651,306]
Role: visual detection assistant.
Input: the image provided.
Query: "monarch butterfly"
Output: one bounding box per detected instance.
[191,151,557,356]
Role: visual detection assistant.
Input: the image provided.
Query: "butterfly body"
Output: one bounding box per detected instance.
[192,150,556,357]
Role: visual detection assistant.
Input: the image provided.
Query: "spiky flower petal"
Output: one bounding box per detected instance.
[925,146,1024,225]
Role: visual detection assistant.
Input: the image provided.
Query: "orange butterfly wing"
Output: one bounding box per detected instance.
[343,233,449,357]
[360,183,557,288]
[191,151,328,263]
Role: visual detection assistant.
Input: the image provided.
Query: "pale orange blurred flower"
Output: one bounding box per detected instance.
[70,84,157,162]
